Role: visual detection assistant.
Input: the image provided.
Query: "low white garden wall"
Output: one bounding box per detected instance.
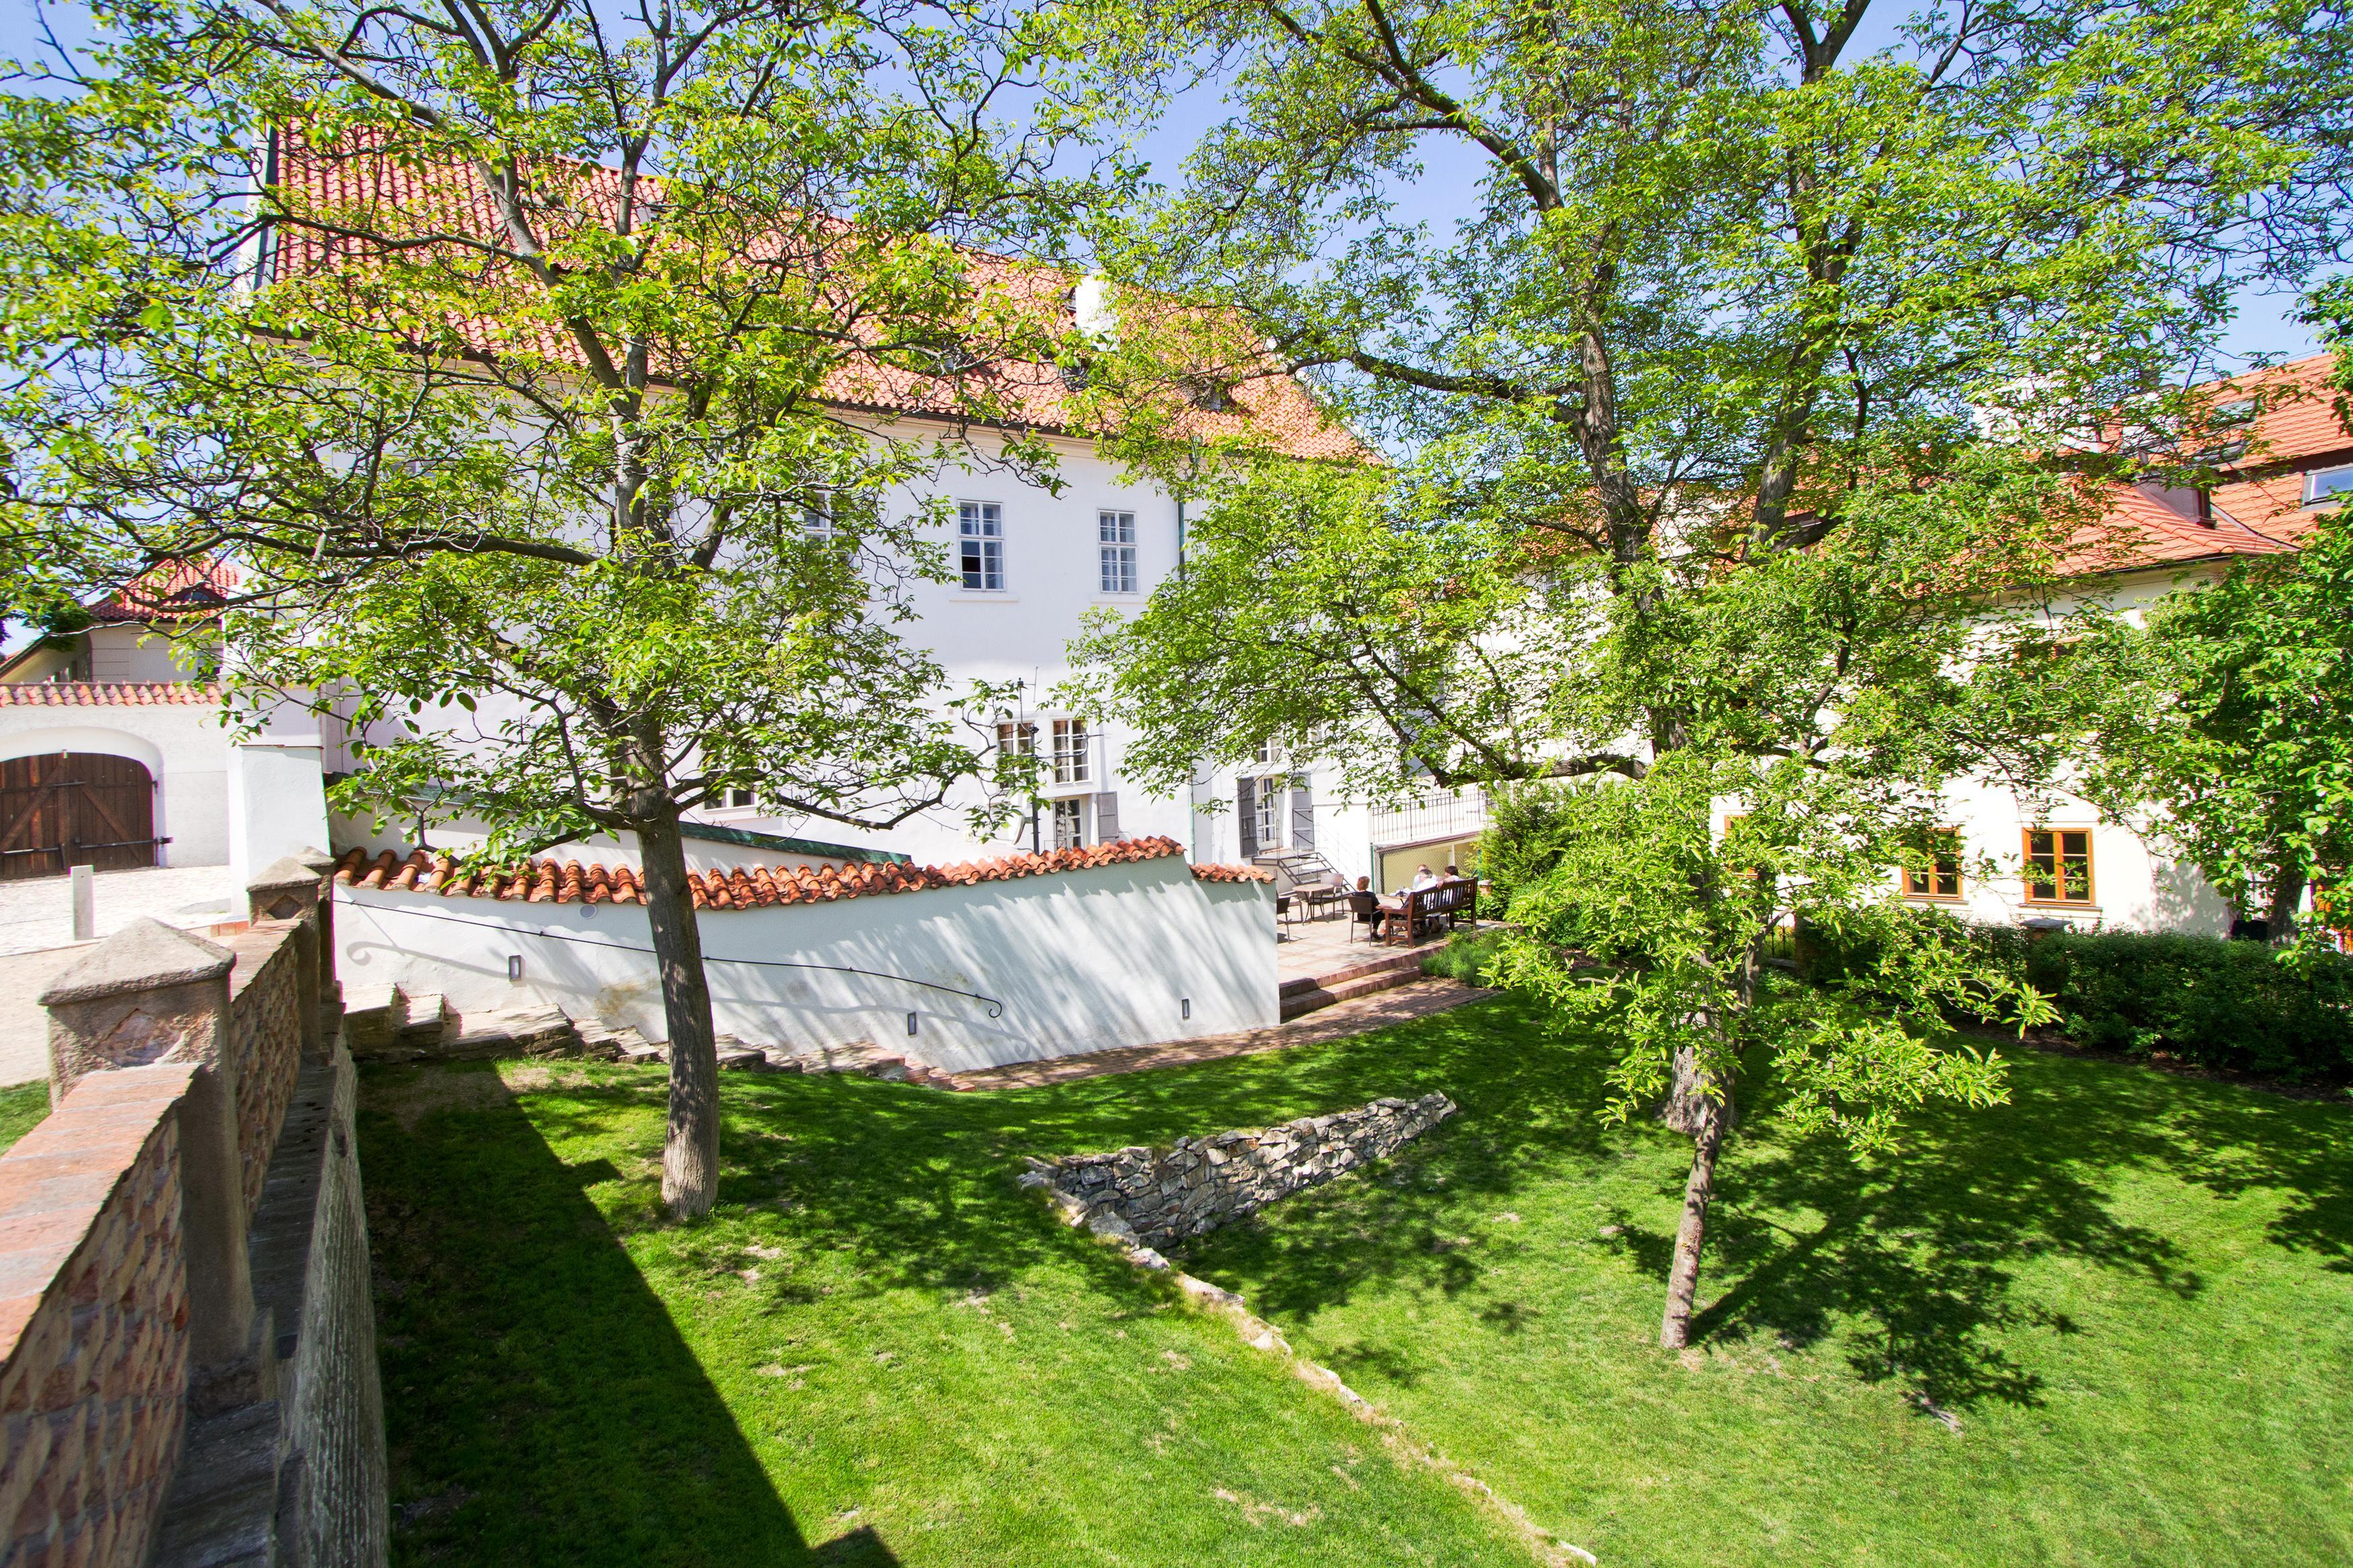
[331,852,1278,1073]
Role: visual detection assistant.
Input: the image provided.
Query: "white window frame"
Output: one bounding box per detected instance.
[1099,509,1138,594]
[1051,718,1090,786]
[2303,464,2353,507]
[959,501,1005,590]
[1051,796,1087,850]
[803,491,834,541]
[1252,776,1282,850]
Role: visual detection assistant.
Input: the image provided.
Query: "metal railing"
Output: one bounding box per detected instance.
[1368,788,1490,849]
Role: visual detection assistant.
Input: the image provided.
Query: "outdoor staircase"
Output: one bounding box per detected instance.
[1254,848,1341,891]
[1278,947,1429,1021]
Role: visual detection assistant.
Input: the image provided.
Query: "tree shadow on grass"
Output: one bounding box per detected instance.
[1694,1046,2353,1414]
[359,1066,901,1568]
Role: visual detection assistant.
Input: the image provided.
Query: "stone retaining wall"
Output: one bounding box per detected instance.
[0,860,388,1568]
[1027,1092,1458,1249]
[226,925,304,1217]
[0,1065,197,1567]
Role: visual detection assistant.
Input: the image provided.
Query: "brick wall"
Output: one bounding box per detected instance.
[0,1065,198,1567]
[225,925,303,1219]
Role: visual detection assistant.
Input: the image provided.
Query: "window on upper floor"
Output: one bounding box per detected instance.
[1099,510,1138,594]
[1051,718,1090,784]
[2304,464,2353,507]
[958,501,1004,590]
[802,491,834,541]
[2024,828,2094,905]
[995,720,1036,759]
[1901,829,1964,900]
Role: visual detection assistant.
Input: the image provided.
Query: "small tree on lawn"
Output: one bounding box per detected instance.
[1059,0,2351,1345]
[0,0,1104,1216]
[2086,333,2353,944]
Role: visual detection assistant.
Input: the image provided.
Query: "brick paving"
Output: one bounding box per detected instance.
[945,977,1492,1091]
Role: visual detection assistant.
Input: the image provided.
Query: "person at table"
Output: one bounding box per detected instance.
[1410,864,1439,891]
[1355,875,1390,938]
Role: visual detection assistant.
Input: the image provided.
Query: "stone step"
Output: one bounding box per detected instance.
[1279,948,1427,999]
[1278,962,1427,1021]
[393,991,450,1053]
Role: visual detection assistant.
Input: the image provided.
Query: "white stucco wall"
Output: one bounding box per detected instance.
[0,708,231,868]
[332,853,1279,1072]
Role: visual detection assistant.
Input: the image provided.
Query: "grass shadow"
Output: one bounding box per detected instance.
[361,1064,893,1567]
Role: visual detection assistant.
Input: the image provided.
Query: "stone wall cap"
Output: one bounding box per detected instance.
[38,917,234,1005]
[247,855,324,894]
[296,845,336,875]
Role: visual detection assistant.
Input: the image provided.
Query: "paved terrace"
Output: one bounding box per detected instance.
[0,864,245,1084]
[1275,904,1447,981]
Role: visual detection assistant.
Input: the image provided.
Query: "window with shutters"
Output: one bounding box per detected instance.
[1253,778,1281,850]
[1099,510,1138,593]
[2024,827,2094,905]
[1051,718,1090,784]
[1051,796,1086,849]
[958,501,1004,590]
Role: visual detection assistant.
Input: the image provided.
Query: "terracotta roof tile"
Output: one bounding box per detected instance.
[91,560,241,622]
[329,834,1245,910]
[1191,862,1276,882]
[0,681,218,707]
[273,134,1363,464]
[2059,485,2300,576]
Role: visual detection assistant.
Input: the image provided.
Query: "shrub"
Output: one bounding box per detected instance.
[2023,932,2353,1082]
[1799,913,2350,1082]
[1423,927,1513,985]
[1480,783,1589,919]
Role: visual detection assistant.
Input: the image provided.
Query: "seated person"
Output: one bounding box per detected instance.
[1354,875,1388,937]
[1409,863,1439,892]
[1443,863,1462,881]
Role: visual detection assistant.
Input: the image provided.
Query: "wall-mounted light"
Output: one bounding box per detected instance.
[507,954,524,982]
[1181,997,1192,1020]
[906,1012,920,1037]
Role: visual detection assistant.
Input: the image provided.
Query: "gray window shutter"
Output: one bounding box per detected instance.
[1093,791,1121,843]
[1289,777,1314,850]
[1236,776,1258,858]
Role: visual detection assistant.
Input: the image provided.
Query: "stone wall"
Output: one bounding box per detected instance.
[1027,1092,1458,1251]
[225,925,303,1218]
[1,862,389,1568]
[0,1064,198,1567]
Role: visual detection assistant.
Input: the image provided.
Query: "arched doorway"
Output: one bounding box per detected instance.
[0,752,161,880]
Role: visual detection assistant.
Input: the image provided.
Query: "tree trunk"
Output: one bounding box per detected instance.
[1660,1087,1730,1350]
[2266,860,2308,942]
[639,802,721,1219]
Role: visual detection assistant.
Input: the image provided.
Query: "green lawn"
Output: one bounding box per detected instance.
[0,1080,48,1155]
[360,997,2353,1566]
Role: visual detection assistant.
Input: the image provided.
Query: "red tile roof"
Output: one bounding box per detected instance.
[2061,352,2347,576]
[2057,485,2301,576]
[272,133,1363,464]
[333,835,1270,910]
[0,682,219,707]
[91,560,241,622]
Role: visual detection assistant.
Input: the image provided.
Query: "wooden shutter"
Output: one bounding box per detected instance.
[1289,778,1314,851]
[1092,791,1121,843]
[1235,776,1258,858]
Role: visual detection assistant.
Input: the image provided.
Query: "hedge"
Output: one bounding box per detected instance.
[2016,931,2353,1083]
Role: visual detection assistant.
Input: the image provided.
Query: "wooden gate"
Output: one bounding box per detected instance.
[0,753,161,881]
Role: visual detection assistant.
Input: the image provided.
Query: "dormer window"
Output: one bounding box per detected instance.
[2303,464,2353,507]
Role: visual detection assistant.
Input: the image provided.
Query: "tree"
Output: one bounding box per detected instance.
[0,0,1104,1215]
[2088,491,2353,944]
[1060,0,2352,1345]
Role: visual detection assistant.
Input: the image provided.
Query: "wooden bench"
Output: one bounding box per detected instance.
[1381,878,1478,944]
